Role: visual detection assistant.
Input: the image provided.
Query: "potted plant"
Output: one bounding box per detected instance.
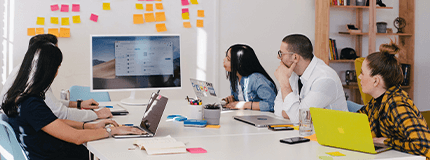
[203,103,221,125]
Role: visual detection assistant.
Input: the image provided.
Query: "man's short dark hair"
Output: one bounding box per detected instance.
[282,34,314,60]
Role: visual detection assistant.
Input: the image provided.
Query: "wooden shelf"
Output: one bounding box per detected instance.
[339,32,413,36]
[329,60,355,63]
[330,5,393,9]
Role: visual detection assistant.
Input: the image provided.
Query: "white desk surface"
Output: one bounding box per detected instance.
[87,100,425,160]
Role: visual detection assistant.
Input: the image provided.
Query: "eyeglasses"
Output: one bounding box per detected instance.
[278,50,295,58]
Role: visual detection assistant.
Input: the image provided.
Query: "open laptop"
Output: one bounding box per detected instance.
[310,107,391,154]
[190,78,224,107]
[233,115,292,128]
[113,92,168,138]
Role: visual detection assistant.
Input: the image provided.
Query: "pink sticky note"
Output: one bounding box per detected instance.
[51,4,59,11]
[72,4,80,12]
[182,8,189,13]
[138,0,145,1]
[146,0,154,1]
[186,148,207,154]
[90,14,98,22]
[181,0,189,6]
[61,4,69,12]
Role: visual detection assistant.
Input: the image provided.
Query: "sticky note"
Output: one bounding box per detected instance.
[319,156,334,160]
[206,125,220,128]
[27,28,36,36]
[51,17,59,24]
[197,10,204,17]
[146,4,154,11]
[51,4,59,11]
[133,14,144,24]
[155,3,164,10]
[155,12,166,22]
[36,28,44,34]
[190,0,199,4]
[196,19,203,27]
[103,3,111,10]
[144,13,155,22]
[156,23,167,32]
[105,106,114,108]
[48,28,59,37]
[59,28,70,38]
[182,8,189,13]
[146,0,154,1]
[136,3,144,10]
[293,125,299,130]
[155,0,162,1]
[182,12,189,20]
[186,148,207,154]
[326,151,345,156]
[61,4,69,12]
[36,17,45,25]
[90,14,99,22]
[181,0,189,6]
[61,17,70,26]
[304,134,317,141]
[183,21,192,28]
[72,15,81,23]
[72,4,80,12]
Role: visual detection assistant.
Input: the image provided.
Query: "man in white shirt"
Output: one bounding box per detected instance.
[274,34,348,123]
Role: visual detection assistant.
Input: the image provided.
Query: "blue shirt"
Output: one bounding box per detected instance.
[231,73,277,112]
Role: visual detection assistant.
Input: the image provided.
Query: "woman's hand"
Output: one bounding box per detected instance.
[111,126,147,135]
[222,95,235,104]
[373,137,387,145]
[92,119,118,129]
[225,101,247,110]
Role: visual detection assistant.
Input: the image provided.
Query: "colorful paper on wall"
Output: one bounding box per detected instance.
[155,12,166,22]
[103,3,111,10]
[36,28,44,34]
[181,0,189,6]
[155,23,167,32]
[27,28,36,36]
[136,3,144,10]
[51,4,59,11]
[72,15,81,23]
[59,28,70,38]
[183,22,192,28]
[61,17,70,25]
[133,14,144,24]
[144,13,155,22]
[197,10,204,17]
[146,4,154,11]
[182,12,189,20]
[90,14,99,22]
[182,8,189,13]
[36,17,45,25]
[190,0,198,4]
[155,3,164,10]
[196,19,203,27]
[72,4,80,12]
[48,28,59,37]
[51,17,59,24]
[61,4,69,12]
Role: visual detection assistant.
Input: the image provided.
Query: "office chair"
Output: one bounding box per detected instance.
[0,115,29,160]
[69,85,111,102]
[355,57,372,105]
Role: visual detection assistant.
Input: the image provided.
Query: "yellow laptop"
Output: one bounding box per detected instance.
[310,107,391,154]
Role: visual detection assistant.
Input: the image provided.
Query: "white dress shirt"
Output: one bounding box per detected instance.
[274,57,348,124]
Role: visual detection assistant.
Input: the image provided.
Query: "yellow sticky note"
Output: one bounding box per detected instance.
[326,151,345,157]
[133,14,144,24]
[155,3,163,10]
[136,3,144,10]
[156,23,167,32]
[61,17,70,26]
[293,125,299,130]
[146,4,154,11]
[190,0,199,4]
[48,28,59,37]
[36,28,44,34]
[27,28,36,36]
[205,125,220,128]
[144,13,155,23]
[197,10,204,17]
[182,12,189,20]
[72,15,81,23]
[155,12,166,22]
[103,2,111,10]
[196,19,204,27]
[51,17,59,24]
[36,17,45,25]
[59,28,70,38]
[183,22,192,28]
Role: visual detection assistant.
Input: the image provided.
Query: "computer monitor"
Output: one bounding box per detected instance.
[90,34,181,105]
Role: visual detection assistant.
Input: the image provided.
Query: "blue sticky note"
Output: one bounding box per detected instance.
[123,124,133,126]
[174,117,187,121]
[105,106,113,108]
[167,115,182,119]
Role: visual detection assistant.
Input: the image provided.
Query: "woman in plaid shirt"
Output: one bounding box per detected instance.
[358,40,430,158]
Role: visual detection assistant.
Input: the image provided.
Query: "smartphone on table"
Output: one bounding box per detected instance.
[268,125,294,131]
[280,137,310,144]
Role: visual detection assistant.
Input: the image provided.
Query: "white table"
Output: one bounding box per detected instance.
[87,100,425,160]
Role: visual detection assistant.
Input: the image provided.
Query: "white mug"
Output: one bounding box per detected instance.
[189,105,203,120]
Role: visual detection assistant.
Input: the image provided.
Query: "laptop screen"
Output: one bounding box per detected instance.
[139,93,168,134]
[190,78,218,105]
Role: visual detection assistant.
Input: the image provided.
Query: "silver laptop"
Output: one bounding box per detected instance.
[113,92,168,138]
[190,78,223,106]
[234,115,292,128]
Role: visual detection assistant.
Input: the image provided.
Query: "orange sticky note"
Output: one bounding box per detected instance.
[155,0,162,1]
[190,0,198,4]
[27,28,36,36]
[304,134,317,141]
[72,15,81,23]
[36,28,44,34]
[197,10,204,17]
[196,19,204,27]
[183,22,191,28]
[59,28,70,38]
[205,125,220,128]
[103,2,111,10]
[155,12,166,22]
[182,12,189,20]
[51,17,59,24]
[133,14,144,24]
[48,28,59,37]
[155,3,163,10]
[61,17,70,26]
[146,4,154,11]
[144,13,155,23]
[136,3,144,10]
[36,17,45,25]
[156,23,167,32]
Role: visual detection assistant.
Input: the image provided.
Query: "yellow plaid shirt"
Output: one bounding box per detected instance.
[358,86,430,158]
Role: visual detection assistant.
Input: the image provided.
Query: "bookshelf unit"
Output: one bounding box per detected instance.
[315,0,415,104]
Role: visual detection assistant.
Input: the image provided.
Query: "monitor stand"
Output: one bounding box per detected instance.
[120,91,147,106]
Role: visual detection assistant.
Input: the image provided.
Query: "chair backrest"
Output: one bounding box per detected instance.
[354,57,373,105]
[0,116,28,160]
[69,86,111,102]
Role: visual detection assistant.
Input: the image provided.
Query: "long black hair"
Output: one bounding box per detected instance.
[1,41,63,117]
[226,44,277,94]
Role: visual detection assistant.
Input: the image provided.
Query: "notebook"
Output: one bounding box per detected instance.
[133,135,186,155]
[113,92,168,138]
[190,78,223,106]
[233,115,292,128]
[310,107,391,154]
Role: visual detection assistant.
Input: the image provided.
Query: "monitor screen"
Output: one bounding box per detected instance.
[91,35,181,92]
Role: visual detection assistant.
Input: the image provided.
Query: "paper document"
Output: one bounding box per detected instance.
[133,135,186,155]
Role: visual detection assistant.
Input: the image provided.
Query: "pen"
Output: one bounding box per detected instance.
[157,90,160,94]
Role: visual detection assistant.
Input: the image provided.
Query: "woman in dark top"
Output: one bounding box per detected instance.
[1,41,145,160]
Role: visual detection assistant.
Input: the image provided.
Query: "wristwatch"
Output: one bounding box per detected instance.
[77,99,83,109]
[106,127,112,138]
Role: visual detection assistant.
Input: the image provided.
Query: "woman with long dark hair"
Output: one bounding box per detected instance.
[222,44,277,111]
[1,41,144,160]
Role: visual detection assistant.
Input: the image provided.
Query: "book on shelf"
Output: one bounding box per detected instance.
[333,39,339,60]
[329,38,339,60]
[133,135,187,155]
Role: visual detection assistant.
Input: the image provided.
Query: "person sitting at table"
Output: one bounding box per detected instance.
[222,44,277,111]
[358,40,430,158]
[1,41,145,160]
